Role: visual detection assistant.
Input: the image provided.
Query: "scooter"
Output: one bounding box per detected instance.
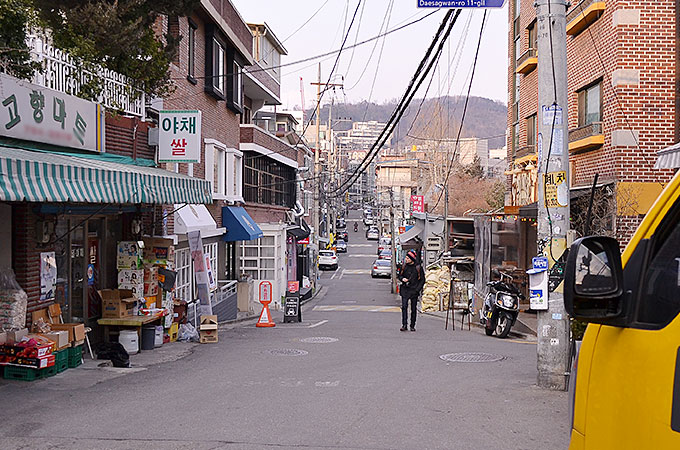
[480,271,524,338]
[354,223,358,232]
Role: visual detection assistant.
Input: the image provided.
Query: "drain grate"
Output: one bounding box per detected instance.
[300,337,338,344]
[439,352,505,363]
[270,349,308,356]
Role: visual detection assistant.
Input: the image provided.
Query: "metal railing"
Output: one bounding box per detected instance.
[515,144,536,159]
[28,35,145,117]
[517,48,537,69]
[567,0,599,25]
[568,122,603,143]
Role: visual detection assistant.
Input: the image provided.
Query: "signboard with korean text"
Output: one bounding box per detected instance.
[543,171,568,208]
[188,230,212,316]
[158,110,201,163]
[411,195,424,213]
[0,72,105,152]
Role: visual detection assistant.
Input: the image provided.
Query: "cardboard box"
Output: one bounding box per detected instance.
[117,241,143,269]
[118,269,144,286]
[6,328,28,343]
[41,330,69,349]
[50,323,86,342]
[199,315,218,343]
[0,353,55,369]
[144,266,159,283]
[100,289,136,318]
[118,283,145,299]
[143,238,174,264]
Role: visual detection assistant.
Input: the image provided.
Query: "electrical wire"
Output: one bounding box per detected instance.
[432,11,487,211]
[329,9,462,198]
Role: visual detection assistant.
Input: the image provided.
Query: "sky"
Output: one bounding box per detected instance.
[231,0,509,111]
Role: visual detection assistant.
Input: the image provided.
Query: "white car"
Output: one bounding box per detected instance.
[318,250,338,270]
[366,228,379,240]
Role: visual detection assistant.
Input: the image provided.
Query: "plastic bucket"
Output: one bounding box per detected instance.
[154,326,163,348]
[141,325,156,351]
[119,330,139,355]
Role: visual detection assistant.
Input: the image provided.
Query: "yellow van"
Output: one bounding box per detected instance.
[564,170,680,449]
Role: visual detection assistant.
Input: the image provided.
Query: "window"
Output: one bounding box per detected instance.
[526,114,537,146]
[188,19,197,82]
[203,242,218,282]
[225,147,243,201]
[232,61,243,108]
[528,21,537,50]
[240,234,278,281]
[214,39,225,93]
[513,122,520,154]
[204,140,226,197]
[514,36,521,62]
[577,82,602,127]
[243,151,295,207]
[636,198,680,328]
[205,26,227,100]
[175,248,192,303]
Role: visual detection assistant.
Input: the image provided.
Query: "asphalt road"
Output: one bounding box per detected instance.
[0,213,570,450]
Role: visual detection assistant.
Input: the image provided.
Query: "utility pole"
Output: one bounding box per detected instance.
[311,72,344,242]
[390,189,397,294]
[536,0,570,391]
[443,185,449,255]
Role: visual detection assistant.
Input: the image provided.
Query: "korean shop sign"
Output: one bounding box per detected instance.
[0,72,105,152]
[158,110,201,163]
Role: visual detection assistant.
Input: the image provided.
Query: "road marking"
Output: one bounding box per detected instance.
[348,244,372,247]
[348,254,377,258]
[313,305,401,313]
[338,268,345,280]
[330,270,338,280]
[275,319,328,329]
[308,319,329,328]
[343,269,371,275]
[315,381,340,387]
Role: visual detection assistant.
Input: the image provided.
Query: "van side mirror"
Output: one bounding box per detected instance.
[564,236,627,324]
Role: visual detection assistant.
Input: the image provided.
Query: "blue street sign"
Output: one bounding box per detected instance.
[533,256,549,271]
[417,0,506,8]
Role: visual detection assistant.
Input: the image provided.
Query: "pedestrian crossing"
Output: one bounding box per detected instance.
[347,254,377,258]
[348,244,373,247]
[313,305,401,313]
[342,269,371,275]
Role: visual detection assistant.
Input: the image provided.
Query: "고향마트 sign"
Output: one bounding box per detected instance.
[0,72,105,152]
[158,110,201,163]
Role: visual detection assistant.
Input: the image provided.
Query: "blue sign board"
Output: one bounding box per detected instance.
[532,256,549,271]
[417,0,506,7]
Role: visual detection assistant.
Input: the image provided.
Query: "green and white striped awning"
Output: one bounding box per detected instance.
[0,147,212,204]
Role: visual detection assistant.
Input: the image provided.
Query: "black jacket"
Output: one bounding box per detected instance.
[400,261,425,297]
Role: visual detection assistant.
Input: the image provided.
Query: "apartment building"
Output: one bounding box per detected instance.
[507,0,677,241]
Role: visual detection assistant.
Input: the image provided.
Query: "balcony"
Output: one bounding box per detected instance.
[516,48,537,75]
[240,124,298,166]
[515,145,536,161]
[28,36,145,117]
[569,122,604,153]
[566,0,606,36]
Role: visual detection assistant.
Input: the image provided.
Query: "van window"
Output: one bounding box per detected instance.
[637,198,680,327]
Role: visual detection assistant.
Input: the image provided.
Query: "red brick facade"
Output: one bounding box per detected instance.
[508,0,677,242]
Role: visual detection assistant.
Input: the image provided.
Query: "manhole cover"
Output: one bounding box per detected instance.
[439,352,505,363]
[270,349,308,356]
[300,337,338,343]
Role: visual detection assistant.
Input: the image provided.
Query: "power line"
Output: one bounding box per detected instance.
[432,11,487,211]
[406,132,506,142]
[329,9,463,198]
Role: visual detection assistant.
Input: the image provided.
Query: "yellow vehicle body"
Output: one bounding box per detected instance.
[571,170,680,449]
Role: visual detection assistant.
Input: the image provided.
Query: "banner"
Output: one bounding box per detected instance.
[411,195,424,213]
[187,230,212,316]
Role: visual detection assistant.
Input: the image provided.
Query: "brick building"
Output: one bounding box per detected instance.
[508,0,677,243]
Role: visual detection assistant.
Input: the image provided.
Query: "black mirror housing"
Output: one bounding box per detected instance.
[564,236,627,324]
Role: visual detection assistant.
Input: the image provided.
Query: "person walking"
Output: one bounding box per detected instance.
[400,249,425,332]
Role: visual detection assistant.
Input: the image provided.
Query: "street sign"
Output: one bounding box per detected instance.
[417,0,506,8]
[158,110,202,163]
[411,195,424,213]
[297,237,309,244]
[258,281,272,304]
[532,256,549,271]
[287,281,299,294]
[283,290,301,323]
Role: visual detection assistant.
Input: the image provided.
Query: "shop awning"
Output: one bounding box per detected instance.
[654,142,680,169]
[287,219,311,239]
[175,204,225,238]
[222,206,263,241]
[398,223,424,245]
[0,147,212,204]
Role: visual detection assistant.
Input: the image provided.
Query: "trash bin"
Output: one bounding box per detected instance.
[141,325,156,350]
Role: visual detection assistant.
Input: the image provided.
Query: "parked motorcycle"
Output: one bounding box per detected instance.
[480,271,524,338]
[354,223,358,232]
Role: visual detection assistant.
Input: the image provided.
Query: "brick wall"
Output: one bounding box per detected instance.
[250,63,281,99]
[12,204,54,327]
[105,115,154,160]
[244,202,287,224]
[241,125,298,162]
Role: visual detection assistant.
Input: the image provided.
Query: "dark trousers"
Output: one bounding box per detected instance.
[401,293,418,327]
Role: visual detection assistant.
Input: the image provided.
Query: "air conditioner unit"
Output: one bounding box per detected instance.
[426,236,441,251]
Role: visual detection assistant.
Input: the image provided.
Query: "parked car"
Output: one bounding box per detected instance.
[364,216,374,226]
[366,227,379,240]
[371,259,391,278]
[318,250,338,270]
[339,230,349,242]
[336,239,347,253]
[378,249,392,260]
[378,237,391,255]
[336,218,346,229]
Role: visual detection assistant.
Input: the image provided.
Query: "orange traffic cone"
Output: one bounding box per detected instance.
[256,301,275,327]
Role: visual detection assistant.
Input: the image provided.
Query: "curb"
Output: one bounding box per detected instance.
[421,310,530,340]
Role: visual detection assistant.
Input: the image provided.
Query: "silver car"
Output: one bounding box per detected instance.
[371,259,391,278]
